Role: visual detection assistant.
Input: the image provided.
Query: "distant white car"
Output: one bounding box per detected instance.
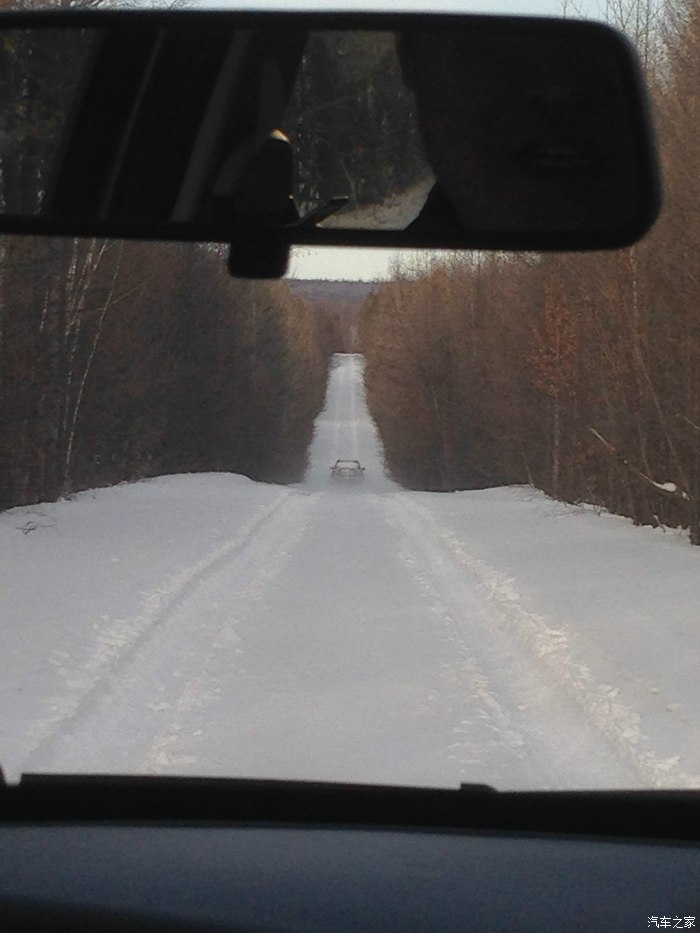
[331,459,365,482]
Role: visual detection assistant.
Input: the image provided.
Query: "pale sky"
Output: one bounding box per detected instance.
[288,246,420,281]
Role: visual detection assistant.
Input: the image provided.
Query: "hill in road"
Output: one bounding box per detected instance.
[288,280,375,353]
[287,279,376,309]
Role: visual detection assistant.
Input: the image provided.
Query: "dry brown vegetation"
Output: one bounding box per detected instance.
[361,0,700,544]
[0,8,345,507]
[0,239,331,508]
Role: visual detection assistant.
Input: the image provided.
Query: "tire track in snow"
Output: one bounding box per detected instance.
[392,494,700,789]
[382,502,532,783]
[20,489,295,771]
[383,496,630,788]
[138,492,320,774]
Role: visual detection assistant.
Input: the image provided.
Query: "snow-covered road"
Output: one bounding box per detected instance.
[2,354,700,790]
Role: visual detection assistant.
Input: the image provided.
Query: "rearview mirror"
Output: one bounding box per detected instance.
[0,9,660,275]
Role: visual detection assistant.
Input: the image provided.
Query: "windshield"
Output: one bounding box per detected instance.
[1,1,700,793]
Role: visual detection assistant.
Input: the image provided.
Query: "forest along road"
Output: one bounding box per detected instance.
[3,353,700,789]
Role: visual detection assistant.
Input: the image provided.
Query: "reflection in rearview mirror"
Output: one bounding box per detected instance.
[0,11,660,254]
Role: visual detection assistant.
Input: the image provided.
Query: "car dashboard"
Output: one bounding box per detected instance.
[1,776,699,932]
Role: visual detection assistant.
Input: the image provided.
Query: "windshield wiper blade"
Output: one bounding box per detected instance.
[3,773,700,842]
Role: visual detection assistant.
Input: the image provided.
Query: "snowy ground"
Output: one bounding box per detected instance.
[2,353,700,790]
